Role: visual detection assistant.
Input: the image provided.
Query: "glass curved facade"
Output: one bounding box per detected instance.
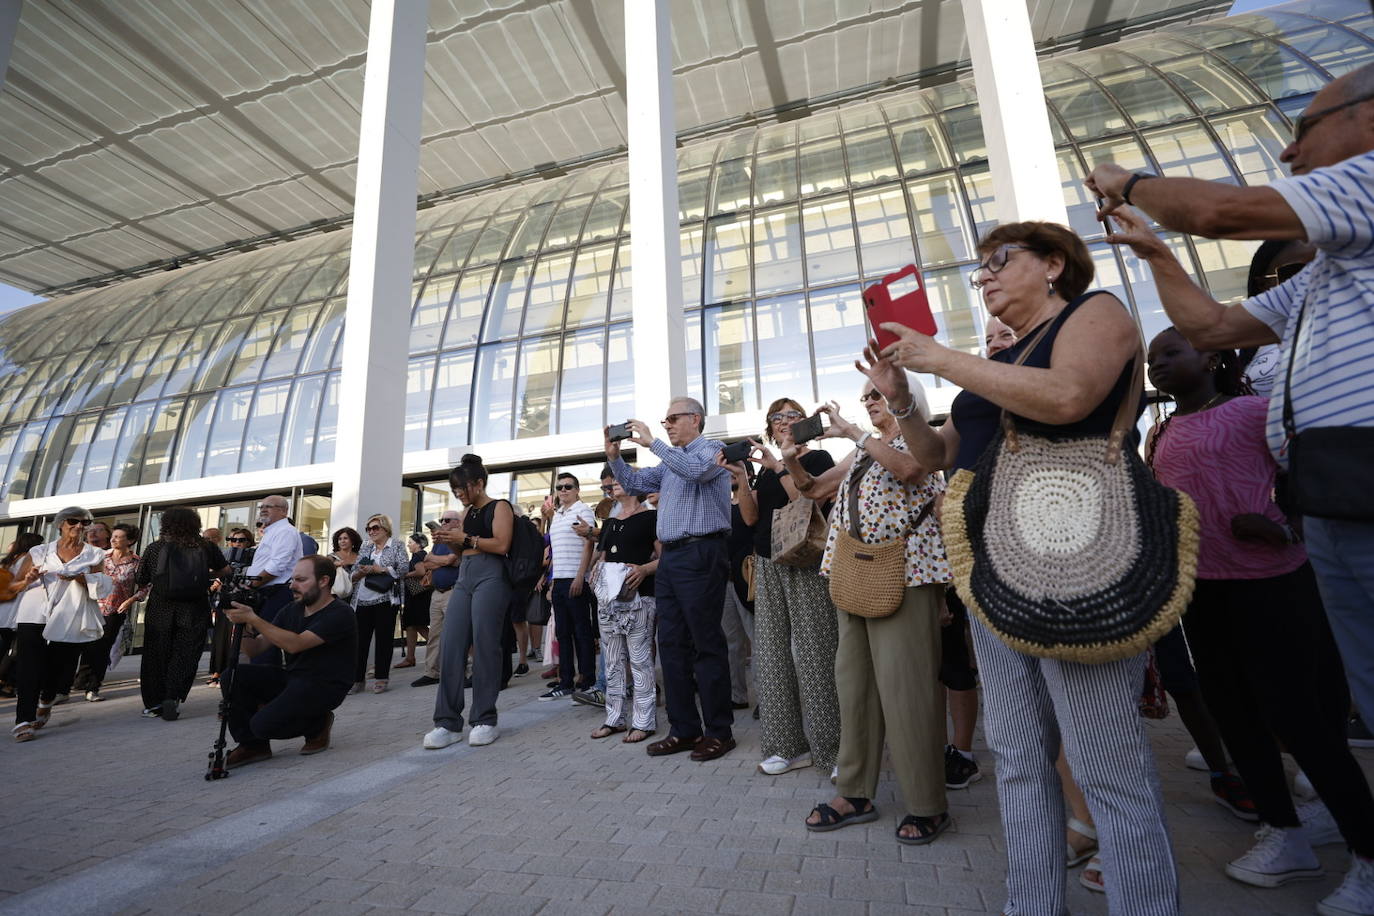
[0,0,1366,504]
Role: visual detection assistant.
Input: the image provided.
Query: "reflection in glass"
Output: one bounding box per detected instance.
[940,105,987,162]
[524,252,575,337]
[443,269,492,349]
[405,357,435,452]
[1046,81,1129,138]
[583,192,626,243]
[204,387,253,477]
[430,350,475,450]
[565,245,614,328]
[1157,54,1258,113]
[515,337,559,439]
[111,401,156,488]
[608,247,632,323]
[1209,39,1325,99]
[893,118,951,175]
[704,303,757,416]
[81,407,126,492]
[909,174,973,266]
[313,374,340,464]
[798,139,846,196]
[679,168,711,221]
[808,286,869,406]
[1192,236,1254,302]
[755,293,811,404]
[1143,124,1233,182]
[140,400,185,485]
[712,158,753,214]
[54,413,97,496]
[845,129,899,186]
[262,309,314,379]
[173,393,218,481]
[853,186,917,279]
[411,275,457,354]
[753,207,804,296]
[681,227,704,309]
[1099,70,1192,127]
[471,343,518,443]
[754,147,799,206]
[242,382,291,473]
[1210,109,1290,185]
[803,197,860,287]
[605,323,634,426]
[558,328,606,434]
[707,216,751,302]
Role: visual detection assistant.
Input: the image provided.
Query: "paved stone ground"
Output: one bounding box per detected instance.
[1,650,1369,915]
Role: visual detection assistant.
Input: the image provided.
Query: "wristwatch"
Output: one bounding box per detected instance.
[1121,172,1156,206]
[775,468,790,478]
[855,431,873,451]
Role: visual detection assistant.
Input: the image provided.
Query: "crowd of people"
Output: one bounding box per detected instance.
[2,63,1374,916]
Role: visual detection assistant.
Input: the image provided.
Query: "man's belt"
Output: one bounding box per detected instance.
[661,531,728,552]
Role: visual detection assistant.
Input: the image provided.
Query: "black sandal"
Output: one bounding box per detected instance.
[805,797,878,832]
[896,812,951,845]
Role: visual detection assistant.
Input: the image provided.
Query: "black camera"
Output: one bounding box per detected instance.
[607,422,633,442]
[212,575,264,614]
[721,440,752,463]
[789,413,825,445]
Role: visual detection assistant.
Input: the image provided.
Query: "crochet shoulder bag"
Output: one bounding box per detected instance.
[942,329,1199,663]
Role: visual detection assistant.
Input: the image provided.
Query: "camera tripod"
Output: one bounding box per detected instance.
[206,620,244,780]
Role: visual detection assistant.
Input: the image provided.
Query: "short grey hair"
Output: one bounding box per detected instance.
[669,396,707,431]
[52,506,93,529]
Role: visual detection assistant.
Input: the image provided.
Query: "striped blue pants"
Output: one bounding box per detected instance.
[970,617,1179,916]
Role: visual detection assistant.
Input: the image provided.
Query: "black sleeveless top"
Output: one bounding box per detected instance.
[464,499,505,539]
[950,291,1141,473]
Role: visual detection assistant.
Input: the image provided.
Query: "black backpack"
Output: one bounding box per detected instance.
[505,510,546,593]
[155,542,209,601]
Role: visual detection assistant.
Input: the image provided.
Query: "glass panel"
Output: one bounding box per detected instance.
[54,413,98,495]
[1123,233,1200,345]
[582,192,626,243]
[404,357,435,452]
[544,196,592,250]
[172,393,218,481]
[1158,54,1261,113]
[908,174,973,266]
[940,105,986,163]
[893,117,951,175]
[1143,124,1234,183]
[313,374,341,464]
[264,256,325,309]
[72,354,122,414]
[242,382,291,473]
[1098,70,1192,127]
[506,201,557,259]
[753,147,798,206]
[557,328,606,434]
[755,293,811,404]
[1088,244,1130,309]
[443,269,492,349]
[81,407,126,492]
[565,245,615,328]
[706,215,751,302]
[799,112,839,143]
[301,254,349,301]
[411,275,457,354]
[139,328,192,399]
[225,309,288,386]
[840,103,886,132]
[515,336,559,439]
[471,342,518,443]
[924,267,982,358]
[432,223,483,275]
[194,317,253,391]
[704,303,756,415]
[604,323,634,427]
[1046,80,1129,139]
[1193,236,1255,302]
[203,386,253,477]
[679,168,711,221]
[4,421,47,498]
[797,139,846,196]
[300,299,346,374]
[468,214,519,266]
[430,349,476,450]
[111,401,157,488]
[482,260,531,342]
[802,196,860,287]
[1210,109,1291,186]
[844,129,899,186]
[961,166,997,245]
[608,246,633,323]
[753,206,804,296]
[853,185,917,279]
[712,158,753,214]
[808,286,869,406]
[685,311,704,405]
[283,376,326,467]
[105,333,169,407]
[139,399,185,485]
[412,227,451,279]
[756,121,797,152]
[1280,24,1370,75]
[1079,135,1155,174]
[681,226,705,309]
[1057,148,1104,239]
[1210,39,1326,99]
[881,96,931,122]
[524,251,575,337]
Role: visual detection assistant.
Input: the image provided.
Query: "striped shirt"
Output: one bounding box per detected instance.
[549,501,596,578]
[609,436,731,543]
[1243,150,1374,466]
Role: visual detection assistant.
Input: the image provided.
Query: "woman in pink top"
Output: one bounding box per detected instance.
[1146,327,1374,891]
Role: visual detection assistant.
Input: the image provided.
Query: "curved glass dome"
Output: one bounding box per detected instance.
[0,0,1365,502]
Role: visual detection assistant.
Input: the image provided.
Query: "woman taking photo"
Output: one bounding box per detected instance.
[397,532,432,670]
[208,527,256,687]
[785,374,952,847]
[423,454,513,750]
[878,221,1178,914]
[136,507,229,721]
[12,507,112,742]
[736,398,840,778]
[350,514,407,694]
[74,523,148,701]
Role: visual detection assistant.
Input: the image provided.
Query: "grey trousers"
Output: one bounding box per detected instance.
[720,582,754,705]
[433,554,511,731]
[424,587,450,679]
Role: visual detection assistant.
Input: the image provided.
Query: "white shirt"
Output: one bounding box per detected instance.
[549,501,596,579]
[245,518,303,586]
[15,542,112,628]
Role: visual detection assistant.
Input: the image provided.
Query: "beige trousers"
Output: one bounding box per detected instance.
[424,587,451,678]
[834,583,948,817]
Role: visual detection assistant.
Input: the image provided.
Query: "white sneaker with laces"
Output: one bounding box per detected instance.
[756,752,812,775]
[1319,854,1374,916]
[422,726,462,749]
[468,724,499,746]
[1225,824,1324,888]
[1298,798,1343,847]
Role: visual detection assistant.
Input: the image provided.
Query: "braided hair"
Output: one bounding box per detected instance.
[1145,328,1254,472]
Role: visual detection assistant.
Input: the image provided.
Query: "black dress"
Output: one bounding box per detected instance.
[136,540,227,709]
[402,551,432,628]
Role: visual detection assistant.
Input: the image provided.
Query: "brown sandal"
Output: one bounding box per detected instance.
[591,724,626,739]
[622,729,655,744]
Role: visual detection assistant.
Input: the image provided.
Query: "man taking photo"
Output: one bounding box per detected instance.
[221,556,357,769]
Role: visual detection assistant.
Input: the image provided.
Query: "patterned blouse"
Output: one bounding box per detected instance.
[820,434,951,587]
[98,552,148,616]
[352,538,408,607]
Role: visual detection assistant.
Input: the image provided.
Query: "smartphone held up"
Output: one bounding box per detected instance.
[863,264,938,351]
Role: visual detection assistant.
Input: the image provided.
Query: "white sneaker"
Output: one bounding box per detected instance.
[831,765,838,784]
[1298,798,1344,847]
[422,726,462,749]
[1295,769,1318,800]
[1319,854,1374,916]
[468,724,499,746]
[756,752,812,775]
[1224,824,1324,888]
[85,690,103,702]
[1184,746,1207,771]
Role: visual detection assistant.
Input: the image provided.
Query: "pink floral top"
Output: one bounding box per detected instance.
[99,553,148,616]
[820,435,951,587]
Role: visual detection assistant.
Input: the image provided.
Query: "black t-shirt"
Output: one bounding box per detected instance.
[752,450,835,558]
[727,503,755,609]
[597,510,657,596]
[274,598,358,693]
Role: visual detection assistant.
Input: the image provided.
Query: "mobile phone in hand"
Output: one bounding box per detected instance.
[721,440,752,463]
[607,422,632,442]
[1094,193,1116,235]
[789,413,825,445]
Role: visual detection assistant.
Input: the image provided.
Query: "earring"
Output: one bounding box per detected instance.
[1047,276,1057,296]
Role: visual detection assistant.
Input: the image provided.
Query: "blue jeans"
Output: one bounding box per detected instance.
[1305,517,1374,725]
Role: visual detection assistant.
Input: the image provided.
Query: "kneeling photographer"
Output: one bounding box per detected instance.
[221,556,357,769]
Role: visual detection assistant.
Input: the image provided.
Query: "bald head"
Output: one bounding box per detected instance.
[1282,62,1374,175]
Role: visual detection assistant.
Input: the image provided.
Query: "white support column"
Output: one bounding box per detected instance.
[0,1,22,93]
[961,0,1068,226]
[331,0,426,531]
[625,0,685,440]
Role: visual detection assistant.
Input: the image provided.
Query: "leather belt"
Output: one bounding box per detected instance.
[661,531,728,552]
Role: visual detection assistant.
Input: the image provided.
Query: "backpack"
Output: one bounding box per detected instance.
[155,542,209,601]
[502,505,546,593]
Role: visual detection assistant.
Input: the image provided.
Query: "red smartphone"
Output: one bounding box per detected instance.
[862,264,938,351]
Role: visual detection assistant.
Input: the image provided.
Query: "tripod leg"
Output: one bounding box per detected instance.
[206,623,244,780]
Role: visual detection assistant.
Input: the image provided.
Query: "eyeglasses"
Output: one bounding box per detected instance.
[969,244,1032,290]
[662,412,699,427]
[64,518,92,527]
[601,484,615,493]
[258,503,286,512]
[365,525,383,532]
[767,410,803,423]
[228,537,248,543]
[554,484,576,492]
[860,390,884,404]
[1293,91,1374,144]
[1260,262,1307,289]
[439,517,460,524]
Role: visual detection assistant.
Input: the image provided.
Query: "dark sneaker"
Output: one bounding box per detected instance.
[161,699,180,721]
[540,686,575,701]
[1349,713,1374,749]
[225,742,272,770]
[944,744,982,789]
[1212,772,1260,821]
[572,689,606,707]
[513,663,530,678]
[410,675,440,687]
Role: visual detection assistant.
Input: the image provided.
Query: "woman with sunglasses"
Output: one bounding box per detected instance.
[207,527,256,687]
[876,222,1178,915]
[350,515,407,694]
[734,397,840,778]
[12,507,113,742]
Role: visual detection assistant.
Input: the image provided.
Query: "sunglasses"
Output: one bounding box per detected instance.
[860,390,884,403]
[228,537,248,543]
[768,410,803,423]
[601,484,615,493]
[65,518,92,527]
[365,525,383,532]
[969,244,1032,290]
[661,412,697,427]
[554,484,577,491]
[1293,90,1374,145]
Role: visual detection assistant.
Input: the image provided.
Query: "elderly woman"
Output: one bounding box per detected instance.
[877,221,1178,914]
[73,523,148,701]
[350,514,407,694]
[734,398,840,777]
[785,372,951,846]
[11,507,112,742]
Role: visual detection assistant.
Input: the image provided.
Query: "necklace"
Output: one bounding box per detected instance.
[1174,392,1225,416]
